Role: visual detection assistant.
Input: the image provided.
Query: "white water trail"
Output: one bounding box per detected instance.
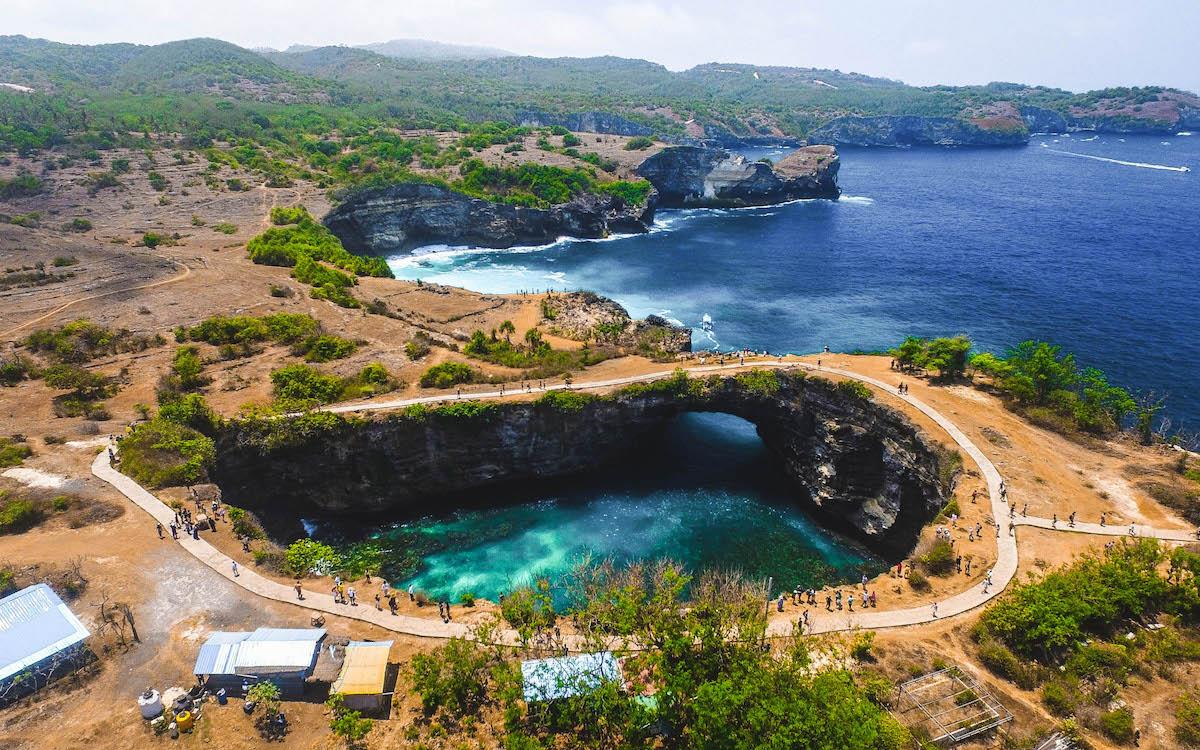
[1044,148,1191,173]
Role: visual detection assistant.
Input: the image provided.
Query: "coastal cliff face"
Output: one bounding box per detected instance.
[807,115,1029,148]
[323,182,657,254]
[1020,106,1068,134]
[213,373,951,556]
[541,291,692,353]
[636,145,840,207]
[515,110,654,137]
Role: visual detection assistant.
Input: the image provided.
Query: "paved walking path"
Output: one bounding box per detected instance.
[91,359,1196,644]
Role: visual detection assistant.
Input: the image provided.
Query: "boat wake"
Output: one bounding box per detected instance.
[1044,148,1191,173]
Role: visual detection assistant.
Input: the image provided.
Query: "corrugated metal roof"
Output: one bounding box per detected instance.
[0,584,90,682]
[246,628,325,642]
[193,632,250,676]
[331,641,392,696]
[193,628,324,676]
[521,652,622,702]
[235,640,320,671]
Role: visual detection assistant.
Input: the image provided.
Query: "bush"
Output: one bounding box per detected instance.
[0,438,32,468]
[119,418,215,487]
[835,379,873,401]
[920,539,956,576]
[212,222,238,234]
[907,569,929,591]
[271,364,345,406]
[410,637,493,716]
[1040,679,1077,717]
[284,539,342,576]
[624,136,654,150]
[0,497,43,534]
[536,389,594,411]
[65,218,92,232]
[420,361,478,389]
[301,334,357,363]
[1176,691,1200,747]
[1098,708,1135,743]
[227,506,265,539]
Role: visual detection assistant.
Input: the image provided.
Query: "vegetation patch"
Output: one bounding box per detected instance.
[119,406,217,488]
[462,326,614,379]
[0,438,33,468]
[24,319,164,363]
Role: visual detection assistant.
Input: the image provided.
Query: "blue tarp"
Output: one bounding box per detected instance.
[0,584,89,682]
[521,652,623,702]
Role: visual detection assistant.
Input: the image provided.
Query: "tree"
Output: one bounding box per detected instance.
[499,319,516,344]
[923,336,972,380]
[327,693,373,748]
[42,364,112,400]
[246,681,284,739]
[894,337,926,371]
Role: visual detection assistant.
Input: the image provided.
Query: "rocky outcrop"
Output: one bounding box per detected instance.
[515,110,654,137]
[807,115,1029,147]
[636,145,839,207]
[541,291,692,354]
[213,372,953,556]
[323,182,656,254]
[1020,106,1068,134]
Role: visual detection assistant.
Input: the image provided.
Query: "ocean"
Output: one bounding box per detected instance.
[322,133,1199,601]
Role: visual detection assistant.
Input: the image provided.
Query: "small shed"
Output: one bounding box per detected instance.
[521,651,623,703]
[331,640,393,713]
[0,584,90,699]
[194,627,325,698]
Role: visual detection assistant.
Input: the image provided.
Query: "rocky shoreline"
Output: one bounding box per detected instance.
[324,146,842,253]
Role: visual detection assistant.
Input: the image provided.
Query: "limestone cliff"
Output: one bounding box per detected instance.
[323,182,657,254]
[541,291,692,354]
[213,372,953,556]
[515,110,654,137]
[636,146,840,207]
[807,115,1029,148]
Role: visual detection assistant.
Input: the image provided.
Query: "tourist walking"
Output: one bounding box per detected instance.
[931,602,938,618]
[847,593,854,611]
[295,581,304,600]
[348,586,357,606]
[231,561,239,577]
[156,522,164,539]
[388,595,398,615]
[408,583,415,601]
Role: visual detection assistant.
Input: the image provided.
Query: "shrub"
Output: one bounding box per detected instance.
[301,334,357,363]
[1098,708,1135,743]
[212,222,237,234]
[247,206,390,278]
[284,539,342,576]
[420,362,478,389]
[405,336,432,360]
[907,569,929,591]
[65,218,92,232]
[561,133,582,147]
[271,364,345,405]
[919,539,956,576]
[0,438,32,468]
[327,693,373,745]
[0,171,43,199]
[835,379,873,401]
[119,418,215,487]
[1040,679,1077,717]
[1176,691,1200,747]
[0,497,43,534]
[537,389,594,411]
[227,506,265,539]
[410,637,493,716]
[625,136,654,150]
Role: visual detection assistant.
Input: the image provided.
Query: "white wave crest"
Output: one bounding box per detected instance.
[839,195,875,205]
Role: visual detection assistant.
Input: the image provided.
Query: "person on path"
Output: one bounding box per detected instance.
[847,593,854,611]
[1023,503,1028,517]
[388,595,398,615]
[826,594,832,611]
[777,594,785,613]
[965,559,972,576]
[1100,512,1107,527]
[375,592,382,610]
[295,581,304,600]
[192,526,199,540]
[1069,511,1076,528]
[408,583,415,602]
[869,591,876,608]
[332,585,341,604]
[169,522,178,539]
[231,561,239,577]
[792,586,801,606]
[156,522,164,539]
[348,586,357,606]
[971,488,978,504]
[861,574,868,591]
[1052,514,1058,529]
[802,610,810,630]
[931,602,938,618]
[956,555,962,573]
[382,581,390,597]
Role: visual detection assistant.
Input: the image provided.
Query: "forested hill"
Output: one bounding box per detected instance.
[1,34,1198,153]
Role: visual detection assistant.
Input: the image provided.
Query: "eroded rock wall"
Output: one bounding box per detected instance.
[213,372,952,556]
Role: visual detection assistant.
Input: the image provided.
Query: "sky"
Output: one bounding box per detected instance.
[6,0,1198,93]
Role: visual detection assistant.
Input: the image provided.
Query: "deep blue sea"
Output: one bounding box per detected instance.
[316,133,1199,601]
[391,133,1200,432]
